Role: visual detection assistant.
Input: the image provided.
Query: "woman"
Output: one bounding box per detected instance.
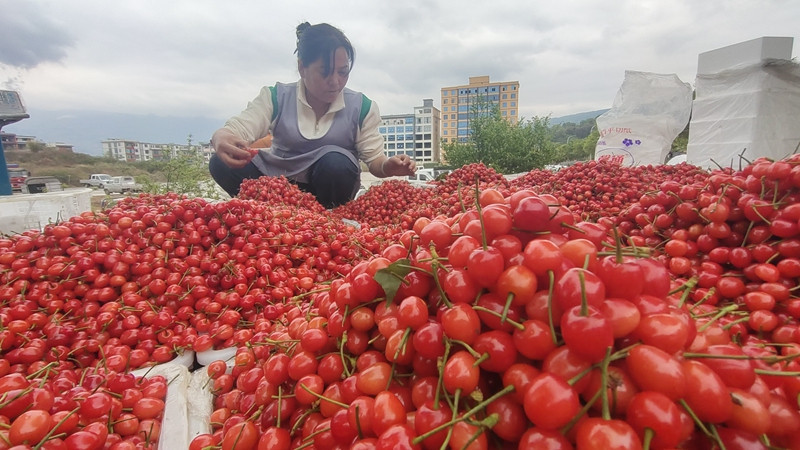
[210,22,416,208]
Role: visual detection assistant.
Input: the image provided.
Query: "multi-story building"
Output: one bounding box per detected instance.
[378,99,441,164]
[0,132,40,151]
[102,139,210,162]
[440,76,520,144]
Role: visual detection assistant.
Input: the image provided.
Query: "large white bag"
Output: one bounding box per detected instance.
[594,71,693,166]
[686,60,800,170]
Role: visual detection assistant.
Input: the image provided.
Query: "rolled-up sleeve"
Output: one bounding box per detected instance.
[356,100,385,163]
[223,86,274,143]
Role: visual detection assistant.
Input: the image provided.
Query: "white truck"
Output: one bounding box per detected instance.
[101,176,143,195]
[80,174,112,188]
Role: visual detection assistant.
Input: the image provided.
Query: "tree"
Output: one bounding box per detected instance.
[554,127,600,163]
[27,141,45,153]
[442,99,556,174]
[140,134,225,199]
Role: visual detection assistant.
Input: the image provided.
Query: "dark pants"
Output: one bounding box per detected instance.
[209,152,360,209]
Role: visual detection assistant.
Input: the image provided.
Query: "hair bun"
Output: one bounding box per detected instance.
[296,22,311,39]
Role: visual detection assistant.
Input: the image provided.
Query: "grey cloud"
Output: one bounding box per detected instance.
[0,0,75,68]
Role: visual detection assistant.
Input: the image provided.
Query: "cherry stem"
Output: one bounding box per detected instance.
[696,304,739,333]
[32,406,80,450]
[708,424,729,450]
[439,388,461,450]
[667,276,698,296]
[298,383,349,408]
[474,176,487,250]
[642,427,654,450]
[500,292,514,324]
[470,306,525,331]
[578,270,589,317]
[547,270,558,346]
[393,328,412,361]
[678,399,713,438]
[600,347,612,421]
[434,340,451,410]
[354,404,364,440]
[290,406,320,437]
[611,226,623,263]
[276,386,282,429]
[559,388,601,435]
[412,385,515,445]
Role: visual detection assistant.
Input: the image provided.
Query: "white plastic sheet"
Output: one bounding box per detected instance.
[687,60,800,170]
[188,367,216,442]
[594,71,693,166]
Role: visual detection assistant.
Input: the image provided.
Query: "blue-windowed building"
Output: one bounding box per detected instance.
[378,99,441,164]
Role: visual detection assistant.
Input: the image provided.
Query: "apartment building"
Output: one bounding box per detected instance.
[440,76,520,144]
[378,99,441,164]
[103,139,212,163]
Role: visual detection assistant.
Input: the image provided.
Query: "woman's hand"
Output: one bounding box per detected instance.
[212,129,253,169]
[381,154,416,177]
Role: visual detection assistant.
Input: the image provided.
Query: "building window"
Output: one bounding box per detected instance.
[502,111,507,116]
[502,86,507,91]
[513,86,517,90]
[457,122,467,128]
[416,142,423,148]
[406,126,413,132]
[444,99,448,104]
[379,127,386,133]
[388,135,395,141]
[502,102,507,108]
[511,110,516,115]
[387,127,395,133]
[451,122,455,127]
[424,133,431,139]
[511,93,516,99]
[451,90,456,95]
[406,134,414,140]
[443,107,448,112]
[424,109,431,113]
[511,102,516,107]
[397,134,404,140]
[416,134,423,140]
[424,126,431,132]
[388,143,395,149]
[406,117,414,124]
[397,143,404,149]
[442,122,447,127]
[416,126,422,132]
[424,142,431,148]
[443,130,448,135]
[502,94,507,99]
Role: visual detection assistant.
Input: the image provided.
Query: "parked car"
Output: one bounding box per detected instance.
[80,174,112,188]
[102,176,143,195]
[7,164,30,192]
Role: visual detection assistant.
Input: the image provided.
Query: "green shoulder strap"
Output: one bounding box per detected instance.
[268,85,279,121]
[359,94,372,129]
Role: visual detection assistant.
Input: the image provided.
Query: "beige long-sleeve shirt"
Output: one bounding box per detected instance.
[223,79,385,163]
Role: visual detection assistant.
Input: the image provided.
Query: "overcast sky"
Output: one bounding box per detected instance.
[1,0,798,123]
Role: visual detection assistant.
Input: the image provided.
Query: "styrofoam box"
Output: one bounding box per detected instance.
[130,350,195,378]
[135,363,192,450]
[187,365,217,442]
[195,346,237,367]
[0,188,93,234]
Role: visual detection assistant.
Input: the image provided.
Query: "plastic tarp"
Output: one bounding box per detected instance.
[687,59,800,170]
[134,363,192,450]
[594,71,693,166]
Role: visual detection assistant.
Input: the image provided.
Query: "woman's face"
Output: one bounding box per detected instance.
[299,46,350,106]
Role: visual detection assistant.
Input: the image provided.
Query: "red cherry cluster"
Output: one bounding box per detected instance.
[238,176,326,213]
[192,185,800,450]
[512,161,708,220]
[0,365,167,450]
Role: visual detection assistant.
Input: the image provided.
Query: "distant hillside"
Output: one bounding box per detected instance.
[550,109,609,125]
[3,109,224,156]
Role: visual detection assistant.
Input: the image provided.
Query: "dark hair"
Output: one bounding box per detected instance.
[295,22,354,78]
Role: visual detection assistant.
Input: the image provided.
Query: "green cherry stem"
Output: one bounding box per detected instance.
[547,270,558,346]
